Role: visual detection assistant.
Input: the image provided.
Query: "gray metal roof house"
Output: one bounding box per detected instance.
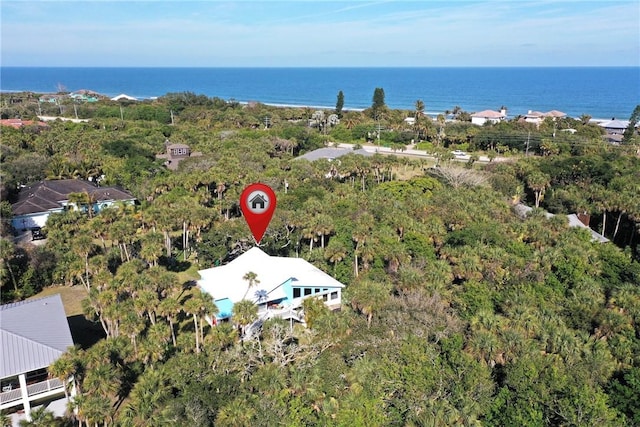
[0,294,74,420]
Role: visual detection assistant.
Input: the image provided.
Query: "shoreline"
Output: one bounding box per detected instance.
[1,88,621,123]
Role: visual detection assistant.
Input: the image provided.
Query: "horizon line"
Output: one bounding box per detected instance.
[2,65,638,69]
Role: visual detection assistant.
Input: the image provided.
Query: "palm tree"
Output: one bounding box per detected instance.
[242,271,260,300]
[526,172,551,208]
[118,368,171,427]
[139,323,170,366]
[82,395,113,427]
[72,234,94,291]
[0,239,19,292]
[139,231,164,267]
[351,213,374,277]
[158,296,181,346]
[324,239,348,273]
[18,406,56,426]
[83,363,120,402]
[232,299,258,339]
[49,345,85,397]
[346,279,391,328]
[183,289,217,353]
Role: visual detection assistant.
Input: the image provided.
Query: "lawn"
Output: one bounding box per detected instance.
[28,285,106,348]
[28,285,88,316]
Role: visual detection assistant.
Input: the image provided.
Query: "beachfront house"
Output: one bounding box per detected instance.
[523,110,567,127]
[38,94,65,104]
[598,119,629,135]
[0,294,75,421]
[69,90,101,103]
[597,119,631,144]
[471,109,507,126]
[197,247,346,326]
[11,179,136,232]
[110,94,138,102]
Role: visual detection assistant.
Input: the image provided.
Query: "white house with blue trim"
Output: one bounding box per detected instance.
[197,247,345,324]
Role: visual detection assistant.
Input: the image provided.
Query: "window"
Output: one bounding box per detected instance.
[323,294,328,302]
[314,288,320,294]
[331,291,338,300]
[304,288,312,296]
[293,288,301,298]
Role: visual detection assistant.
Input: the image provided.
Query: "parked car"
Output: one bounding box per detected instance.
[31,227,46,240]
[451,150,467,156]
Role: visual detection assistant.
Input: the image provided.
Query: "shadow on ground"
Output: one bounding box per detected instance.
[67,315,106,349]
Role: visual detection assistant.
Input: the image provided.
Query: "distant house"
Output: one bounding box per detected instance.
[38,94,65,104]
[523,110,567,127]
[198,247,346,326]
[0,119,48,129]
[69,90,101,103]
[296,147,374,162]
[597,119,631,144]
[598,119,629,135]
[156,140,202,170]
[403,117,416,126]
[513,203,609,243]
[471,109,507,126]
[11,179,136,231]
[110,94,138,102]
[296,147,374,178]
[0,294,74,421]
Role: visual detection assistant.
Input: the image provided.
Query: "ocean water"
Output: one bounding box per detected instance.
[1,67,638,120]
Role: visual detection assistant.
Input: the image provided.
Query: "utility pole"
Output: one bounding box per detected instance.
[525,131,531,156]
[264,116,271,129]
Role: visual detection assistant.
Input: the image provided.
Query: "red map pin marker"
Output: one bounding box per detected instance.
[240,183,277,244]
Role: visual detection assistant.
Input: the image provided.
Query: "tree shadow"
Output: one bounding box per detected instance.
[67,315,106,350]
[158,256,191,272]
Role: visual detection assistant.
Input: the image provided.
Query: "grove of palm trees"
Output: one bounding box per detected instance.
[1,91,639,426]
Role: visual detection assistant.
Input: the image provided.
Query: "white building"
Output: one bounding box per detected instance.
[197,247,346,324]
[1,295,74,422]
[471,109,507,126]
[523,110,567,127]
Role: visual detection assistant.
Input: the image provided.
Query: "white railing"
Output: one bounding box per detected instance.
[0,388,22,404]
[27,378,64,397]
[0,378,64,406]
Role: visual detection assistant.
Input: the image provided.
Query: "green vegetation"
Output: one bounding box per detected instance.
[1,92,639,426]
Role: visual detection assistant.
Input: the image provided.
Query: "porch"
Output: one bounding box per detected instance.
[0,371,66,413]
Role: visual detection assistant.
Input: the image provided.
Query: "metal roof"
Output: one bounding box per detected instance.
[0,294,74,378]
[296,147,374,161]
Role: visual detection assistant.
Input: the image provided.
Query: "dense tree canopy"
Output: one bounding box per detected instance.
[1,92,639,426]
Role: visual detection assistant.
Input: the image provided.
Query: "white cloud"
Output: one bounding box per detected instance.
[1,1,638,66]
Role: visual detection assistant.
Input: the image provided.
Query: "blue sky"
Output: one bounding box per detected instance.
[2,1,639,67]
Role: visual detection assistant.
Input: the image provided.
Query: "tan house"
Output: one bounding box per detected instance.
[523,110,567,127]
[156,140,202,170]
[471,109,507,126]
